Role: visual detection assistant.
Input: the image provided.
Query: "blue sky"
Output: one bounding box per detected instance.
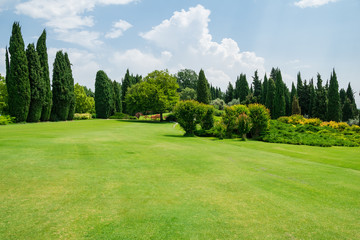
[0,0,359,106]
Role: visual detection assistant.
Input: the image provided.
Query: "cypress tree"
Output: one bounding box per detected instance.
[5,48,10,85]
[314,73,328,120]
[266,78,276,118]
[261,74,268,105]
[26,43,44,122]
[339,88,346,106]
[196,69,210,104]
[342,98,353,122]
[309,79,316,117]
[7,22,30,122]
[345,83,357,119]
[239,74,249,102]
[252,70,262,100]
[64,53,75,120]
[297,72,305,115]
[95,70,114,118]
[273,68,285,118]
[36,30,52,121]
[225,82,234,104]
[290,82,297,111]
[121,69,131,113]
[234,76,240,99]
[327,69,341,122]
[50,51,69,121]
[292,95,301,115]
[113,80,122,113]
[285,86,291,116]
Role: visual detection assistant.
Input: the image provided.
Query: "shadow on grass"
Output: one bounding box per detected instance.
[163,134,189,138]
[116,119,170,124]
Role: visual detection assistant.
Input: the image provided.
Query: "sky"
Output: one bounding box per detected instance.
[0,0,359,106]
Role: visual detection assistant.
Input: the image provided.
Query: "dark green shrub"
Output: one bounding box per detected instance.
[0,115,15,125]
[248,104,270,138]
[200,104,215,130]
[212,121,226,139]
[173,100,204,136]
[223,104,250,137]
[237,113,252,140]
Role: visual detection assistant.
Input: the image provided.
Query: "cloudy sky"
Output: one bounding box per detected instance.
[0,0,359,105]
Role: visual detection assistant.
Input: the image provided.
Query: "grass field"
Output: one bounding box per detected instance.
[0,119,359,239]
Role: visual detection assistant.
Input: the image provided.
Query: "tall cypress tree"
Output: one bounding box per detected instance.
[64,53,75,120]
[36,30,52,121]
[266,78,276,118]
[327,69,340,122]
[7,22,30,122]
[197,69,210,104]
[113,80,122,113]
[309,79,316,117]
[273,68,285,118]
[5,48,10,85]
[95,70,114,118]
[122,69,131,113]
[252,70,262,100]
[314,73,328,120]
[225,82,234,104]
[290,82,297,111]
[26,43,44,122]
[261,74,268,105]
[239,74,249,103]
[296,72,305,115]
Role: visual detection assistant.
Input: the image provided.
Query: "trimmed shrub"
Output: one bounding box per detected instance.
[237,113,252,140]
[173,100,204,136]
[200,104,215,130]
[223,104,250,137]
[212,121,226,139]
[248,103,270,138]
[73,113,92,120]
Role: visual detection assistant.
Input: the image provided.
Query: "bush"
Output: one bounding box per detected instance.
[0,115,15,125]
[200,104,215,130]
[223,105,250,137]
[237,113,252,140]
[165,114,177,122]
[227,98,240,106]
[173,100,204,136]
[214,109,224,117]
[248,104,270,138]
[135,112,143,119]
[109,112,136,120]
[210,98,226,110]
[212,121,226,139]
[73,113,92,120]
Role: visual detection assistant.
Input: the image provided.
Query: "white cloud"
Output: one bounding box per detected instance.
[54,29,103,49]
[139,4,265,90]
[294,0,338,8]
[105,19,133,39]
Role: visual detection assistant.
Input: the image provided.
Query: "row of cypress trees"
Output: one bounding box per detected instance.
[5,22,74,122]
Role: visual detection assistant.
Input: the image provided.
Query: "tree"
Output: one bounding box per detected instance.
[297,72,305,115]
[126,70,179,121]
[261,74,268,105]
[290,82,297,112]
[50,51,72,121]
[273,68,285,118]
[7,22,30,122]
[180,87,197,100]
[252,70,262,100]
[176,69,198,91]
[36,29,52,121]
[225,82,234,104]
[74,83,95,114]
[0,74,8,115]
[64,53,75,120]
[121,69,131,113]
[292,95,301,115]
[342,98,353,122]
[313,73,328,120]
[95,70,114,119]
[197,69,210,104]
[113,81,122,113]
[26,43,44,122]
[327,69,341,122]
[345,83,357,119]
[265,78,276,118]
[238,74,249,102]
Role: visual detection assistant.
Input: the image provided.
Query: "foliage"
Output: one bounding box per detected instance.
[126,70,179,121]
[0,115,15,125]
[165,113,177,122]
[272,68,286,119]
[7,22,30,122]
[74,83,95,114]
[36,29,52,121]
[64,53,75,120]
[196,69,210,104]
[291,95,301,115]
[252,70,262,99]
[26,43,44,122]
[236,73,249,102]
[248,103,271,138]
[180,87,197,100]
[227,98,240,106]
[95,70,114,119]
[210,98,226,110]
[224,82,234,104]
[327,69,341,121]
[113,80,122,113]
[265,78,276,118]
[200,104,215,130]
[237,113,252,140]
[122,69,131,113]
[0,74,8,115]
[73,113,92,120]
[212,121,226,139]
[173,100,204,136]
[176,69,198,91]
[222,104,250,137]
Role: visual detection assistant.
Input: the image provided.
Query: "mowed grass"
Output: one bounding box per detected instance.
[0,120,359,240]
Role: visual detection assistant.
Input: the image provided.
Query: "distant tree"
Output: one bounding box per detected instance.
[313,73,328,120]
[327,69,341,122]
[225,82,234,104]
[265,78,276,118]
[252,70,262,100]
[176,69,198,91]
[297,72,305,115]
[260,74,268,105]
[180,87,197,101]
[121,69,131,113]
[0,74,8,115]
[196,69,210,104]
[309,79,316,117]
[290,82,297,112]
[273,68,285,118]
[36,29,52,121]
[292,95,301,115]
[26,43,44,122]
[95,70,114,119]
[7,22,30,122]
[210,98,226,110]
[339,88,346,106]
[345,83,357,119]
[126,70,179,121]
[113,80,122,113]
[238,74,249,103]
[83,86,95,98]
[342,98,353,122]
[64,53,75,120]
[284,86,291,116]
[74,83,95,114]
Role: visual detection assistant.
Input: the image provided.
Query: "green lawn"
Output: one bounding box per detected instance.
[0,120,359,239]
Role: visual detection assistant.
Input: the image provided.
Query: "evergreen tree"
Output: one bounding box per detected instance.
[301,80,311,116]
[327,69,341,122]
[64,53,75,120]
[261,74,268,105]
[225,82,234,104]
[342,98,353,122]
[285,86,291,116]
[196,69,210,104]
[252,70,262,101]
[26,43,44,122]
[113,80,122,113]
[36,29,52,121]
[273,68,285,118]
[5,48,10,87]
[290,82,297,111]
[345,83,357,119]
[313,73,328,120]
[234,76,240,99]
[238,74,249,102]
[297,72,305,115]
[95,70,114,119]
[309,79,316,117]
[121,69,131,113]
[292,95,301,115]
[7,22,30,122]
[265,78,276,118]
[339,88,346,106]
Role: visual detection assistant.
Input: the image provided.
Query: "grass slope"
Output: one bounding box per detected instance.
[0,120,359,239]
